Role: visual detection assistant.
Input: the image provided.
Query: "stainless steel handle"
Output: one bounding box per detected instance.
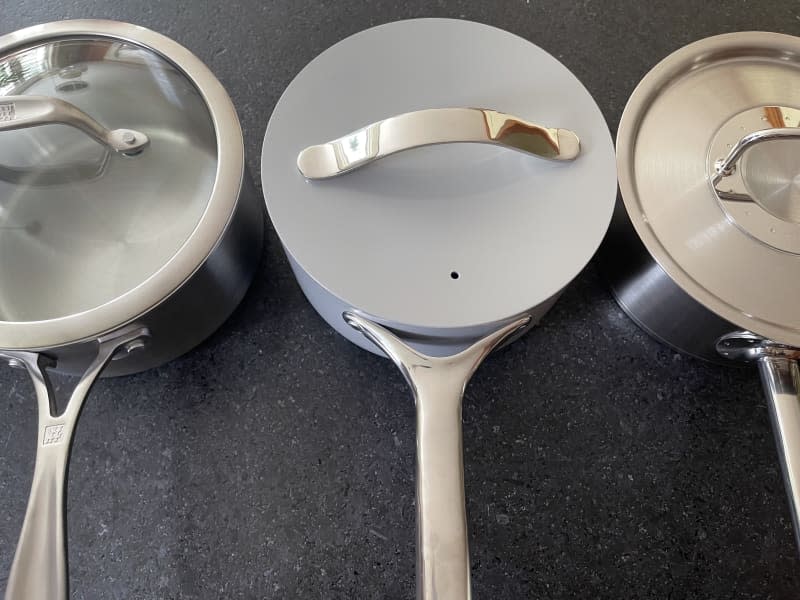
[0,96,149,155]
[758,355,800,549]
[1,325,148,600]
[715,121,799,177]
[344,312,531,600]
[717,331,800,550]
[298,108,580,179]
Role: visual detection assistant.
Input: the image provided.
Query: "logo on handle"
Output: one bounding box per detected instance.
[42,424,65,446]
[0,102,16,122]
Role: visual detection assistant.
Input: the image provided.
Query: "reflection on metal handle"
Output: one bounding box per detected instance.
[298,108,580,179]
[715,128,800,177]
[0,96,149,155]
[344,312,531,600]
[1,325,149,600]
[717,331,800,551]
[758,356,800,550]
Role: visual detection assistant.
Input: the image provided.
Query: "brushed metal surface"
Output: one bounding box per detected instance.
[598,201,738,364]
[615,31,800,348]
[709,106,800,255]
[605,31,800,559]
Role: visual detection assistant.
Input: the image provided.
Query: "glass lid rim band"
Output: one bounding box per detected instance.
[0,19,244,350]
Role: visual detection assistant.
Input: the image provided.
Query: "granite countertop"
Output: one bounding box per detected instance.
[1,1,799,598]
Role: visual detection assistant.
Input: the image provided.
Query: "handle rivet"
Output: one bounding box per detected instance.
[715,158,735,176]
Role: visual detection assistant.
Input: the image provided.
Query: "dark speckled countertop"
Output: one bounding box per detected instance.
[1,2,799,598]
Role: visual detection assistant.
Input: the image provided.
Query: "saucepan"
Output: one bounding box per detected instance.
[0,20,263,599]
[599,32,800,550]
[262,18,617,599]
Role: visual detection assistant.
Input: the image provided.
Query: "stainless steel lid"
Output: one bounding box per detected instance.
[617,32,800,347]
[0,21,244,350]
[262,18,616,331]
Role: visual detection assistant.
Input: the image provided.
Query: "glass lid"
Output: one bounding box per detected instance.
[0,34,218,323]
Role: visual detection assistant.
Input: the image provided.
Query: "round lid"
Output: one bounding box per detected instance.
[617,32,800,347]
[0,21,243,350]
[262,19,616,331]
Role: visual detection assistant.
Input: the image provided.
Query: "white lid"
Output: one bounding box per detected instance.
[262,18,616,330]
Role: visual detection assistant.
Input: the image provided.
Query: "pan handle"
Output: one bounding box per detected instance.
[344,312,530,600]
[717,331,800,550]
[1,325,148,600]
[758,355,800,548]
[297,108,580,179]
[0,95,149,155]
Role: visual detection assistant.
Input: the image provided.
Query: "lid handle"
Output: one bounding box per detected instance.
[715,123,800,178]
[0,95,149,155]
[297,108,580,179]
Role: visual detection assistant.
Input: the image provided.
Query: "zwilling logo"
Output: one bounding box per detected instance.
[0,102,15,122]
[43,424,65,446]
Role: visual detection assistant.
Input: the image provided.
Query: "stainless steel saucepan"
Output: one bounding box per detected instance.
[599,32,800,551]
[262,18,617,599]
[0,20,263,599]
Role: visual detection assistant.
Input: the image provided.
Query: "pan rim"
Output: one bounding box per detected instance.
[0,19,244,351]
[616,30,800,348]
